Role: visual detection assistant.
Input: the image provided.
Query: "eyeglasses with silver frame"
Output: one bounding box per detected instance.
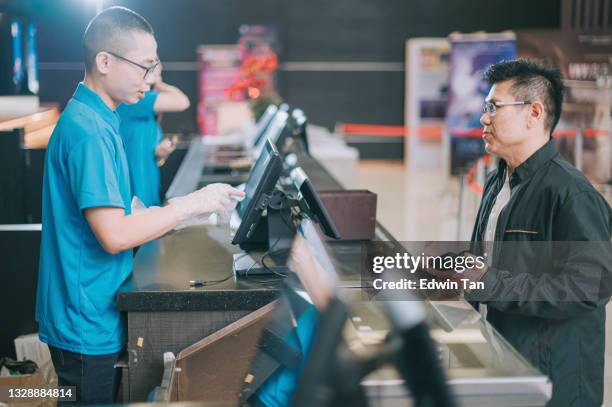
[482,100,532,117]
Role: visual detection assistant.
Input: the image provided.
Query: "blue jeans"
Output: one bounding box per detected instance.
[48,345,122,405]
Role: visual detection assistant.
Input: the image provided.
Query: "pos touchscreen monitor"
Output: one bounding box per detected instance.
[231,139,283,245]
[252,108,289,159]
[247,104,278,149]
[290,167,341,240]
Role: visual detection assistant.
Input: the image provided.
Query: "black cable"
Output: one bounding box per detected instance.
[191,252,253,287]
[243,241,289,283]
[245,234,282,278]
[260,239,288,277]
[190,272,234,287]
[261,248,291,277]
[204,274,234,285]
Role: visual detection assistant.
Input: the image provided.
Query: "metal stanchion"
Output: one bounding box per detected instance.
[574,128,583,172]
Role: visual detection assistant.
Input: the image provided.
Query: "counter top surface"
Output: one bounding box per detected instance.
[117,143,374,312]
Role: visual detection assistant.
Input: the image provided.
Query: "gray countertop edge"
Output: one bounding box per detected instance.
[116,289,279,312]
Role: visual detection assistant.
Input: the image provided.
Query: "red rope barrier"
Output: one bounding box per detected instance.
[337,123,610,139]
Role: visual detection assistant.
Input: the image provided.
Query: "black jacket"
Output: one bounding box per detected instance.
[467,139,612,407]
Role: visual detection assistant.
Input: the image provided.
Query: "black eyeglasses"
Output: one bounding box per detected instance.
[482,100,532,117]
[106,51,160,79]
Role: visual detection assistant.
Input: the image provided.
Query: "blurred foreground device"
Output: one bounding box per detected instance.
[289,220,456,407]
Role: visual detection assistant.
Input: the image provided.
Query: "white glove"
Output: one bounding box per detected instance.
[168,183,245,224]
[131,196,162,214]
[172,213,219,231]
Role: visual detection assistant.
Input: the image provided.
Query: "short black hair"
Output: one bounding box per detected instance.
[484,59,564,133]
[82,6,154,72]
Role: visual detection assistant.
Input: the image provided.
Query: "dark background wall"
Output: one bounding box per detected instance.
[3,0,561,132]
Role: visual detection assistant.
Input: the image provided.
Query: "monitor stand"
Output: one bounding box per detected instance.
[234,191,300,277]
[238,205,297,252]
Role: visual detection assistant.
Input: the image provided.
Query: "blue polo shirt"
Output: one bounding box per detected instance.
[117,91,162,206]
[257,304,320,407]
[36,82,133,355]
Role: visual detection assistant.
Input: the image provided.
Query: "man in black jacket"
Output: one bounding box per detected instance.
[450,59,611,406]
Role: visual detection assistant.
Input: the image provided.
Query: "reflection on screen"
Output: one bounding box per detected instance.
[235,141,273,219]
[252,111,288,158]
[299,220,338,287]
[249,105,278,147]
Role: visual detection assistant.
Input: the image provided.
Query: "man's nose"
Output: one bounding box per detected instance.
[480,112,491,127]
[145,73,155,86]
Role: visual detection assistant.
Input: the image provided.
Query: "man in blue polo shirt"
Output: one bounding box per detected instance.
[36,7,243,404]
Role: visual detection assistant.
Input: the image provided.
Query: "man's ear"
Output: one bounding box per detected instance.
[527,100,545,129]
[95,52,112,75]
